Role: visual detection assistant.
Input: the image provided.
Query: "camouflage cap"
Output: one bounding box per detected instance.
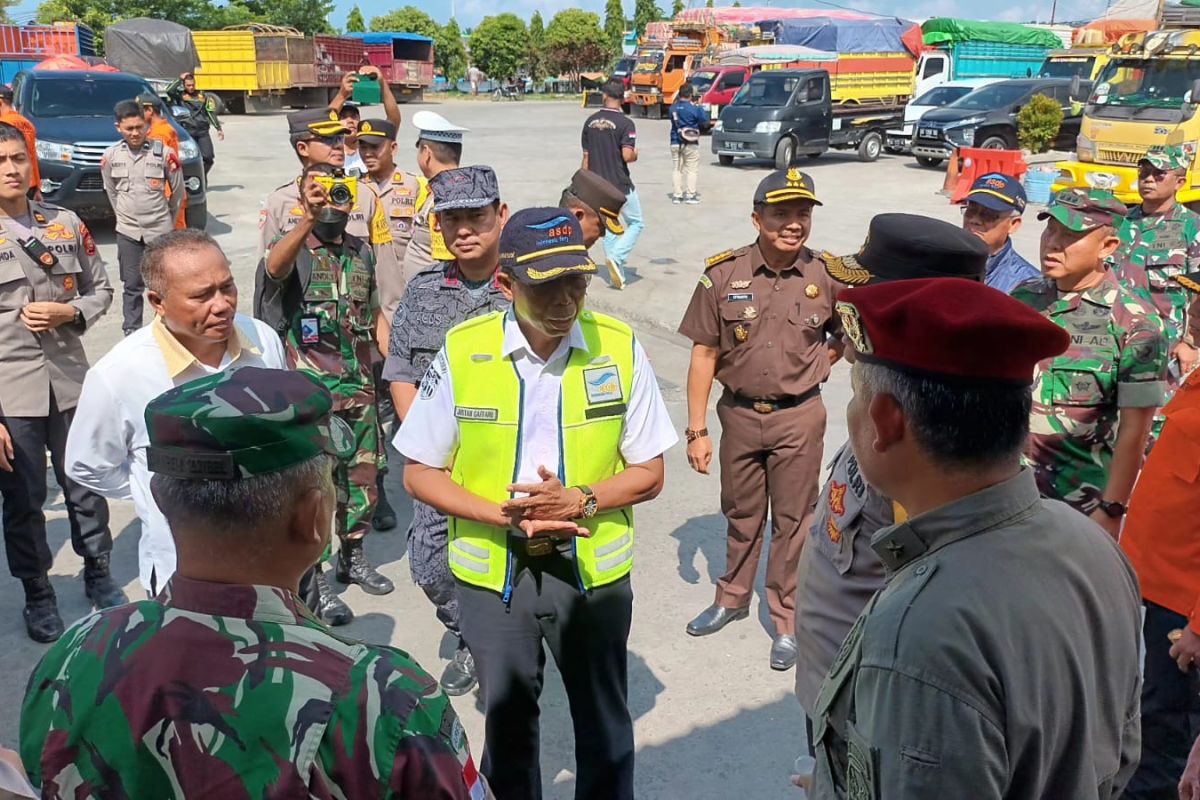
[144,367,355,481]
[1037,188,1127,232]
[1139,144,1187,172]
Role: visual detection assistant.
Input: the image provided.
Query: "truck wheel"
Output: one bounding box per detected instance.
[718,154,734,166]
[979,134,1014,150]
[774,137,795,170]
[857,132,883,162]
[210,93,227,116]
[916,156,943,168]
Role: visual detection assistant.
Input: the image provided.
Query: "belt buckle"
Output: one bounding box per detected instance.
[752,401,774,414]
[526,537,554,557]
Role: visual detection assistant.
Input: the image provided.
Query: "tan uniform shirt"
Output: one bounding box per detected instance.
[371,167,422,325]
[256,177,392,262]
[811,470,1142,799]
[0,202,112,417]
[400,187,452,285]
[677,243,842,400]
[100,139,182,242]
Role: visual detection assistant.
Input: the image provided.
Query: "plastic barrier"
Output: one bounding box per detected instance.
[951,146,1028,204]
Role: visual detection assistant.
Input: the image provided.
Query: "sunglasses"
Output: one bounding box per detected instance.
[309,133,346,146]
[1137,165,1176,180]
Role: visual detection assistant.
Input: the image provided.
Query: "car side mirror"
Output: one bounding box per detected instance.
[1070,75,1082,100]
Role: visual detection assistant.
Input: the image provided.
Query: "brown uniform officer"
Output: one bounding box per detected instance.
[678,168,842,670]
[560,168,627,249]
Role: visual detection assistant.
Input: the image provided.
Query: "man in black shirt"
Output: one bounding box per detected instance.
[581,79,642,291]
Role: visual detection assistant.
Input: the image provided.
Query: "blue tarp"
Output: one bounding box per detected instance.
[346,32,434,44]
[759,17,910,54]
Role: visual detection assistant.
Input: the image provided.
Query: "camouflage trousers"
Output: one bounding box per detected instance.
[320,402,383,563]
[408,498,460,636]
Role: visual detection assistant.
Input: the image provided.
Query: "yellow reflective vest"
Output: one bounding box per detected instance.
[445,310,636,598]
[415,177,452,261]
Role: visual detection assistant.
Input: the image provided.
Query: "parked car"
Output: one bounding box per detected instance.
[689,65,748,120]
[911,77,1089,167]
[885,78,999,161]
[14,69,207,228]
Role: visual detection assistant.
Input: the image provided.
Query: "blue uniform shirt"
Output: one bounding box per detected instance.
[670,100,708,146]
[985,239,1041,294]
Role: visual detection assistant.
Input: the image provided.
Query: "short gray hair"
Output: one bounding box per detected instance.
[855,360,1031,469]
[140,229,224,297]
[152,454,332,534]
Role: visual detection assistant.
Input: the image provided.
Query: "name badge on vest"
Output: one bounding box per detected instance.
[583,365,623,405]
[455,406,499,421]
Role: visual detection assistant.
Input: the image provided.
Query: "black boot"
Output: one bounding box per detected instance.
[22,576,64,643]
[314,568,354,627]
[373,474,397,532]
[84,555,127,609]
[439,641,477,696]
[335,539,395,595]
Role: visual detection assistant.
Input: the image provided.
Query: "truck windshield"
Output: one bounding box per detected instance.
[947,82,1030,111]
[912,85,974,107]
[1091,57,1200,108]
[613,57,636,76]
[1039,57,1095,79]
[731,73,799,107]
[690,71,718,92]
[634,52,664,74]
[30,78,152,118]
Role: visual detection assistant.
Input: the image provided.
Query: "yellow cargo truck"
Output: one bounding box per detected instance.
[192,26,292,114]
[1053,25,1200,205]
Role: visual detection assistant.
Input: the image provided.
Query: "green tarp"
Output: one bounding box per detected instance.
[921,18,1063,48]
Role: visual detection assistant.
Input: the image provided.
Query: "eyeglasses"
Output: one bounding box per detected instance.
[961,204,1014,225]
[1137,165,1175,181]
[309,133,346,147]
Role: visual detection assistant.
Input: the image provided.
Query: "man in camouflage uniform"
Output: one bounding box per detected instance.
[383,165,509,696]
[256,163,392,626]
[20,367,488,800]
[1113,145,1200,425]
[1014,188,1168,537]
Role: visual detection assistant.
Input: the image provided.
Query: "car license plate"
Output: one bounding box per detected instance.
[919,128,940,139]
[726,141,744,150]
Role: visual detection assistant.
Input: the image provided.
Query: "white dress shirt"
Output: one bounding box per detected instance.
[396,311,677,486]
[65,314,287,592]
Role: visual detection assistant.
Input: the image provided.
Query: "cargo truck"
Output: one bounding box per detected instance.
[0,22,95,83]
[915,18,1062,99]
[1038,47,1111,81]
[1053,17,1200,206]
[347,32,435,103]
[629,36,707,118]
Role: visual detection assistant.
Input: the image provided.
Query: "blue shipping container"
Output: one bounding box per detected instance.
[952,41,1049,80]
[0,59,40,83]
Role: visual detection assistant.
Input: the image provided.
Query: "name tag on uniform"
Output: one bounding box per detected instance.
[727,293,753,302]
[583,365,623,405]
[455,406,499,421]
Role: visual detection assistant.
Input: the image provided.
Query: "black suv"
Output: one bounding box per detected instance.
[13,70,207,228]
[911,78,1089,164]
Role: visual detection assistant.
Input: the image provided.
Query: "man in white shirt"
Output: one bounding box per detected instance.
[66,230,287,595]
[398,207,677,800]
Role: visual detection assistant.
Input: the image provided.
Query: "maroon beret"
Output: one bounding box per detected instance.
[835,278,1070,385]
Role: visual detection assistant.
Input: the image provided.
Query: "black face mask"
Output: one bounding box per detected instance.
[313,207,349,243]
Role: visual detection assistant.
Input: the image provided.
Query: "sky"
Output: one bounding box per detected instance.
[6,0,1124,34]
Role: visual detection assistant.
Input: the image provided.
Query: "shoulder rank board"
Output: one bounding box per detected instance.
[705,249,736,269]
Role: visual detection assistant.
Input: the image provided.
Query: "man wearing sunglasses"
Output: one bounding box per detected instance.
[959,172,1039,294]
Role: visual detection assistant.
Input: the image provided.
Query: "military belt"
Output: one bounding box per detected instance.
[727,386,820,414]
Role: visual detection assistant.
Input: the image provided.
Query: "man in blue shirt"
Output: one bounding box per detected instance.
[960,173,1040,293]
[670,83,709,205]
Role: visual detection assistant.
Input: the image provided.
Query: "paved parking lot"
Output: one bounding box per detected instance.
[0,99,1053,797]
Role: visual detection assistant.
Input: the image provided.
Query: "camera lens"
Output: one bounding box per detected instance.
[329,183,352,205]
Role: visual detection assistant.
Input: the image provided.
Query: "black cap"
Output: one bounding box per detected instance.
[356,119,397,141]
[753,168,821,206]
[962,172,1027,214]
[136,92,162,110]
[287,107,349,138]
[568,170,626,235]
[500,207,597,284]
[339,102,360,118]
[824,213,988,286]
[0,84,14,101]
[430,166,499,212]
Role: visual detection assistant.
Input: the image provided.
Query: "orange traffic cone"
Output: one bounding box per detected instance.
[940,147,960,197]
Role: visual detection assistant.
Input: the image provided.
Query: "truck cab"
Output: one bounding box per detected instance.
[688,65,748,120]
[629,39,703,118]
[15,69,207,228]
[1039,48,1110,82]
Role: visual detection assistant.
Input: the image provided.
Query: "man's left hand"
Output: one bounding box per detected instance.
[1088,508,1121,539]
[20,302,76,332]
[217,130,224,141]
[1171,626,1200,673]
[503,465,582,521]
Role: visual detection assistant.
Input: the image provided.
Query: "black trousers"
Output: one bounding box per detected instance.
[458,555,634,800]
[0,392,111,580]
[116,233,146,334]
[1125,601,1200,798]
[194,131,215,175]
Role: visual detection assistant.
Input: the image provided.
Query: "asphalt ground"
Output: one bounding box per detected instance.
[0,99,1052,797]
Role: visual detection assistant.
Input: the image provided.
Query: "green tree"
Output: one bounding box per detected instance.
[603,0,625,55]
[345,5,365,32]
[732,0,741,6]
[369,4,438,36]
[468,13,528,80]
[632,0,662,37]
[528,10,545,81]
[671,0,683,18]
[545,9,608,86]
[705,0,713,7]
[435,17,468,82]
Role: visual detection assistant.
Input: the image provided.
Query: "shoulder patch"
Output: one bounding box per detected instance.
[705,249,735,269]
[698,274,713,289]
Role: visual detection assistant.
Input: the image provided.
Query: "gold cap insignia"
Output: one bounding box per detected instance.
[786,167,801,183]
[836,300,872,354]
[328,110,338,122]
[361,121,373,133]
[823,252,872,286]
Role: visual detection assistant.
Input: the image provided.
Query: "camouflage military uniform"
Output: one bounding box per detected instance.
[1013,271,1169,513]
[257,176,392,263]
[1114,202,1200,347]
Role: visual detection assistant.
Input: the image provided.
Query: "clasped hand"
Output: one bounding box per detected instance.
[501,465,590,539]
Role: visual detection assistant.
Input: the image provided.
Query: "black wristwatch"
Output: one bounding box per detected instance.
[575,485,598,519]
[1098,500,1127,519]
[72,308,85,331]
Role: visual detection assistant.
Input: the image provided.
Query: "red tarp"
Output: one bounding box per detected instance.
[34,54,118,71]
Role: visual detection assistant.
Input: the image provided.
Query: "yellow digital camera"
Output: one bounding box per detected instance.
[314,170,358,208]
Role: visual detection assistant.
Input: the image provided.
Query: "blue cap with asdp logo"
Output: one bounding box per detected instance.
[963,172,1027,215]
[499,207,598,285]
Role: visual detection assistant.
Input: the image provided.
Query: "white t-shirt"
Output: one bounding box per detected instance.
[396,312,677,486]
[344,149,367,179]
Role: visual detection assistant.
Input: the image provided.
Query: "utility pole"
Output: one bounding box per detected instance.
[1050,0,1058,24]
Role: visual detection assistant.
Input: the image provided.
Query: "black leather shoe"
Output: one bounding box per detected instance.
[439,644,477,696]
[335,539,395,596]
[686,604,749,637]
[372,476,397,532]
[770,634,798,671]
[84,555,127,609]
[22,576,64,643]
[314,569,354,627]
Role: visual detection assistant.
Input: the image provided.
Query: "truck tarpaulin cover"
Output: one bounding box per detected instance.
[760,16,922,57]
[1072,19,1156,46]
[921,18,1062,49]
[104,18,198,79]
[34,54,117,72]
